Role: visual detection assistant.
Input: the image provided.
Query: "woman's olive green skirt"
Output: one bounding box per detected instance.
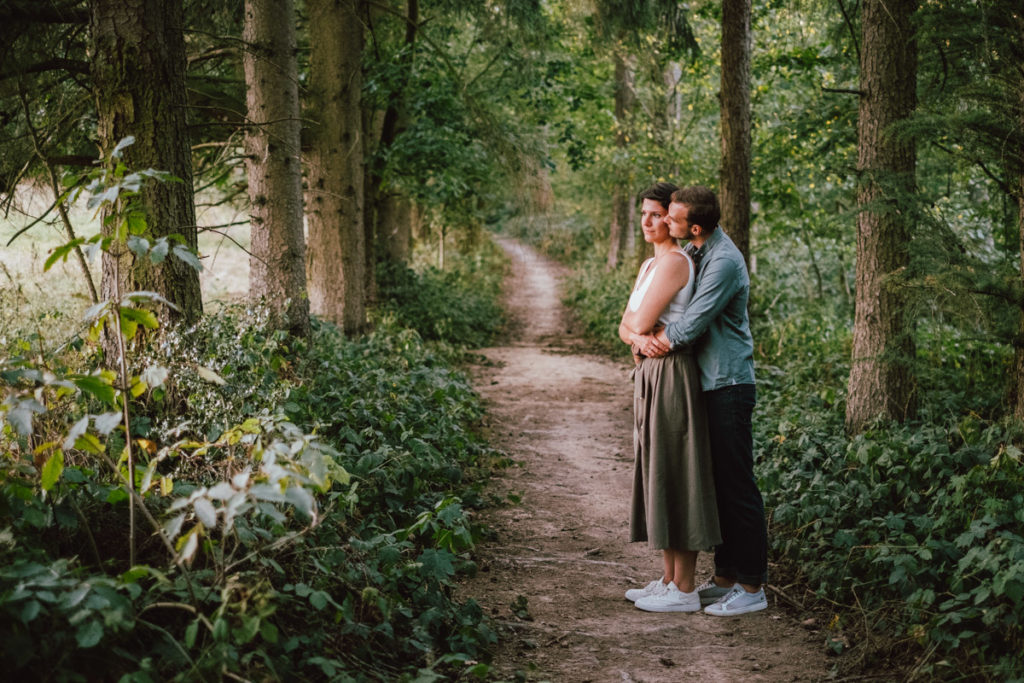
[630,351,721,551]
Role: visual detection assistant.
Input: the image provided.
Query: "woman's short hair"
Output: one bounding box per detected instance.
[638,182,679,210]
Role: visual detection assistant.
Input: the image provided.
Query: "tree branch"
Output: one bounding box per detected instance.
[0,58,90,82]
[836,0,861,67]
[19,88,99,303]
[821,86,864,96]
[0,1,88,24]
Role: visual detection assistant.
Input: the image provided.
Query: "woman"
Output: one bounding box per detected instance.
[618,182,720,613]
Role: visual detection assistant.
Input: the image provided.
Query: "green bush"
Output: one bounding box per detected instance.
[519,209,1024,678]
[375,243,507,348]
[2,251,505,683]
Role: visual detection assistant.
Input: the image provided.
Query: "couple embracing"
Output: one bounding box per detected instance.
[618,183,768,616]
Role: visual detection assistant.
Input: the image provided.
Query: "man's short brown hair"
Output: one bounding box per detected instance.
[671,185,720,231]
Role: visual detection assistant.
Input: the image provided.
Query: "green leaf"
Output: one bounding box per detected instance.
[309,590,330,611]
[184,619,199,648]
[126,235,150,258]
[44,240,84,272]
[41,450,65,491]
[20,600,41,623]
[132,379,150,399]
[193,498,217,529]
[259,620,279,644]
[197,366,226,385]
[418,548,455,581]
[93,412,122,436]
[73,433,104,455]
[112,136,136,158]
[75,620,104,648]
[141,365,169,389]
[126,211,147,236]
[64,416,89,450]
[120,306,159,330]
[150,237,169,263]
[6,399,45,436]
[172,244,202,272]
[73,375,117,407]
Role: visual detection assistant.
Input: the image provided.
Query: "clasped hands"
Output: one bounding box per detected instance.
[631,328,672,360]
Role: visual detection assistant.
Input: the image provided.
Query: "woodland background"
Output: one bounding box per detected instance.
[1,0,1023,680]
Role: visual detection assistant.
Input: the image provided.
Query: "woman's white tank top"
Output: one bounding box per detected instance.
[627,249,695,326]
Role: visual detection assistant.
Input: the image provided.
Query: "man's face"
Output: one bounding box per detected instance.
[665,201,695,240]
[640,198,670,243]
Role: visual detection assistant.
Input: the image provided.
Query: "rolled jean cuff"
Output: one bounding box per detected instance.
[715,566,768,586]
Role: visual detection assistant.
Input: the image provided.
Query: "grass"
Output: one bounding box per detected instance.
[1,182,252,349]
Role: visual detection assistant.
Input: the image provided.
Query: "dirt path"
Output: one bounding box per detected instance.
[459,237,832,682]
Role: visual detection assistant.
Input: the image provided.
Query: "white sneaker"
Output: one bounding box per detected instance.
[625,578,666,602]
[634,582,701,613]
[696,577,733,606]
[703,585,767,616]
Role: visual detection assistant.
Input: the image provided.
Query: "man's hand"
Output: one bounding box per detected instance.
[634,330,672,358]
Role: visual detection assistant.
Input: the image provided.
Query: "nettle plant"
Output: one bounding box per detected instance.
[0,138,346,652]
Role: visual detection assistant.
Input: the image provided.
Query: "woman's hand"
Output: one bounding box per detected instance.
[633,331,672,358]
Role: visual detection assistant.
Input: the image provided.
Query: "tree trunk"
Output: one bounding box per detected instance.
[845,0,918,434]
[720,0,752,266]
[365,0,419,281]
[1014,169,1024,419]
[1012,71,1024,418]
[607,50,635,270]
[378,192,414,263]
[243,0,309,338]
[305,0,366,335]
[89,0,202,325]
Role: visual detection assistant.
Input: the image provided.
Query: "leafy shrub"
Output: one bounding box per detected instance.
[752,302,1024,679]
[375,243,507,348]
[561,260,636,356]
[1,152,505,681]
[520,207,1024,678]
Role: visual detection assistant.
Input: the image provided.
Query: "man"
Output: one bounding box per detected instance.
[635,185,767,616]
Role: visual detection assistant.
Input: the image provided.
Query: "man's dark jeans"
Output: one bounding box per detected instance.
[705,383,767,585]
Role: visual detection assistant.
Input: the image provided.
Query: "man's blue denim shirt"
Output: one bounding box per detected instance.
[665,228,755,392]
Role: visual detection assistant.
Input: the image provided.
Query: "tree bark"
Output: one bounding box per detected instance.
[845,0,918,434]
[1014,169,1024,419]
[720,0,752,267]
[305,0,366,335]
[243,0,309,338]
[89,0,202,326]
[378,193,415,264]
[365,0,418,278]
[607,50,635,270]
[1012,75,1024,418]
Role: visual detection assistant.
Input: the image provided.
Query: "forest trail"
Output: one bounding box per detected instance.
[458,236,833,682]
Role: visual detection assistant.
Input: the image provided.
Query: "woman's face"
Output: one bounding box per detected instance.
[640,198,671,244]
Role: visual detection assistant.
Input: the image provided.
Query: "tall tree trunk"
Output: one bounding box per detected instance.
[607,49,635,270]
[306,0,366,335]
[243,0,309,338]
[845,0,918,434]
[1014,169,1024,419]
[89,0,202,325]
[1012,76,1024,418]
[365,0,419,283]
[720,0,752,266]
[380,194,415,264]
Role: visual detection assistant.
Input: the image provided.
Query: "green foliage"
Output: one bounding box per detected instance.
[1,155,505,681]
[562,262,636,357]
[749,261,1023,678]
[375,245,508,349]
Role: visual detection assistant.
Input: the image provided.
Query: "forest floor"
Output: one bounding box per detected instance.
[457,237,837,682]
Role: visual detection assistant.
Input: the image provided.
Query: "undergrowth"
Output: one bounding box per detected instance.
[514,208,1024,681]
[1,221,509,680]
